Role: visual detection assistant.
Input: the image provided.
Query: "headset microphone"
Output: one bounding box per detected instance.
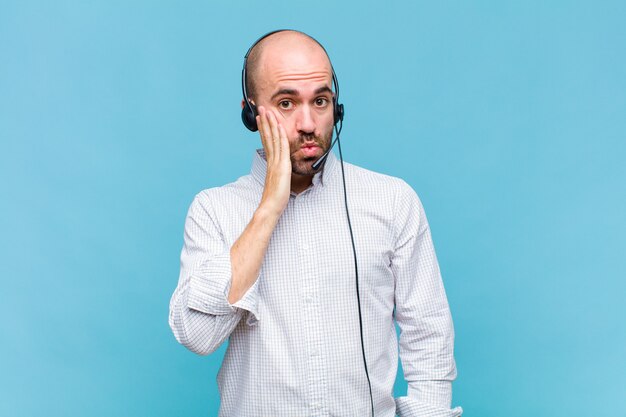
[311,141,335,171]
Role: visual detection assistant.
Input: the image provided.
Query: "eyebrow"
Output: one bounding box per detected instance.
[270,86,334,101]
[271,89,298,101]
[314,86,333,95]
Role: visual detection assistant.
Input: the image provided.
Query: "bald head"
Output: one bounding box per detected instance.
[245,30,333,101]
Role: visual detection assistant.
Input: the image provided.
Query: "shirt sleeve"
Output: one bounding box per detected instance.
[391,183,463,417]
[168,192,260,356]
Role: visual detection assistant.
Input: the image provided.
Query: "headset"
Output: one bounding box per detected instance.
[241,30,374,417]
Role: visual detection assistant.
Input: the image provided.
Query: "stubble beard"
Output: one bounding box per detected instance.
[290,130,333,176]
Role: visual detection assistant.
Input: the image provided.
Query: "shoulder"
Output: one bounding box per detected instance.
[342,162,428,234]
[196,173,260,202]
[189,174,260,217]
[342,161,420,203]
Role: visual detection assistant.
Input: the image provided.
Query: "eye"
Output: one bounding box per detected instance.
[315,97,329,107]
[278,100,293,110]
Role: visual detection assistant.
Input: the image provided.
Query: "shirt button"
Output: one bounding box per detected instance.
[305,294,314,304]
[301,242,310,250]
[311,402,321,409]
[311,349,320,356]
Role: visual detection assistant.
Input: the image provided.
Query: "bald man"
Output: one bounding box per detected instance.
[169,30,462,417]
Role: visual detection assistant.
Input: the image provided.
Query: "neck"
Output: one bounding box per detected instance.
[290,173,314,194]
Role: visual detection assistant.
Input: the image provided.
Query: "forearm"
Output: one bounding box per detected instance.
[228,205,280,303]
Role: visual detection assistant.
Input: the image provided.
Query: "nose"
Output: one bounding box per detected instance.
[295,104,316,135]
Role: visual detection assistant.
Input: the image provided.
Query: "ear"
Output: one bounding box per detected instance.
[241,98,257,109]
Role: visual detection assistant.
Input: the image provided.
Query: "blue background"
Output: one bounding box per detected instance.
[1,1,625,416]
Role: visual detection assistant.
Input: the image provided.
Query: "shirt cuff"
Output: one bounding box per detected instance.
[186,252,260,325]
[395,397,463,417]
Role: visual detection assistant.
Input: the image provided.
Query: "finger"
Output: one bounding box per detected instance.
[257,106,273,159]
[278,123,291,168]
[267,110,281,164]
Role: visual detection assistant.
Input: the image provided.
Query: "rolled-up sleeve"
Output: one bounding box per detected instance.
[169,192,259,356]
[391,183,462,417]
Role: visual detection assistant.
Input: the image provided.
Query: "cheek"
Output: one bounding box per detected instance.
[322,113,335,134]
[282,121,299,141]
[288,138,296,151]
[287,137,301,154]
[323,107,336,126]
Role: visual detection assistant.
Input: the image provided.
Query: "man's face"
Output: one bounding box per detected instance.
[253,40,335,176]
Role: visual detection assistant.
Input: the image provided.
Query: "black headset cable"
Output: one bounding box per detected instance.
[335,121,375,417]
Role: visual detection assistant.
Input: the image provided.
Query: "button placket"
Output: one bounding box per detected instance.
[294,193,328,416]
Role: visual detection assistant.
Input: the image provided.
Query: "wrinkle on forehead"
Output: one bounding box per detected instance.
[271,70,331,84]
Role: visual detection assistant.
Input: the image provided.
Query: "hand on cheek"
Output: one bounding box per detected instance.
[256,106,292,217]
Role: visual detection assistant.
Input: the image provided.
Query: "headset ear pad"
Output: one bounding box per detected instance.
[242,101,259,132]
[333,97,344,126]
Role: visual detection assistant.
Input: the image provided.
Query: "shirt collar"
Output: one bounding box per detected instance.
[251,148,339,190]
